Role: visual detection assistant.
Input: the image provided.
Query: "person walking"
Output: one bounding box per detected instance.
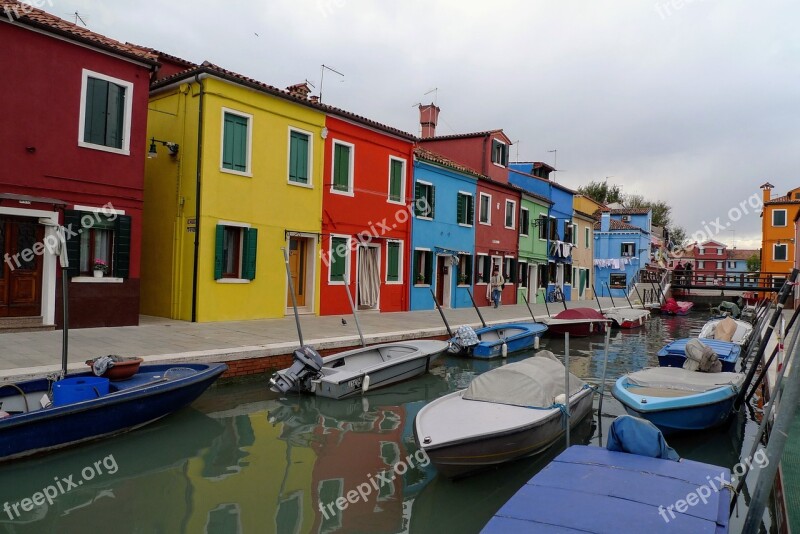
[490,266,505,308]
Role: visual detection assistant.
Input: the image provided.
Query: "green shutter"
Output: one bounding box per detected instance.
[330,237,347,281]
[467,195,474,225]
[289,131,308,184]
[63,210,82,277]
[333,144,350,191]
[387,242,400,282]
[389,160,403,201]
[429,185,436,218]
[223,113,248,172]
[113,215,131,278]
[214,225,224,280]
[242,228,258,280]
[456,194,465,225]
[106,82,125,149]
[425,251,433,283]
[414,182,423,216]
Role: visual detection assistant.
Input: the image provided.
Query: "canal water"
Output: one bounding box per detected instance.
[0,313,776,533]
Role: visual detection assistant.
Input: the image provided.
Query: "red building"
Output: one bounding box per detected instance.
[1,2,156,328]
[694,239,728,284]
[319,112,416,315]
[417,106,520,306]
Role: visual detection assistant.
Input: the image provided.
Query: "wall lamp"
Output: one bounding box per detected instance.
[148,137,179,159]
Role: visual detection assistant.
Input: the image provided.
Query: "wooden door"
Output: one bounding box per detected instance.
[435,256,445,306]
[287,237,306,307]
[0,218,44,317]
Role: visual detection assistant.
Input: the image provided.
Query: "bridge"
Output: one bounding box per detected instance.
[670,272,788,293]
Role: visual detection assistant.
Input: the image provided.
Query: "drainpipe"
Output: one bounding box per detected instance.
[481,134,489,176]
[190,74,205,322]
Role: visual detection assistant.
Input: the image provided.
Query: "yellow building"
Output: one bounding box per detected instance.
[760,182,800,287]
[572,195,604,300]
[143,61,325,321]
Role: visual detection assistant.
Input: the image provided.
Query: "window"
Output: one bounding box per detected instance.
[288,128,311,185]
[519,208,530,236]
[563,221,574,244]
[564,265,572,285]
[699,247,705,255]
[64,209,131,279]
[457,192,474,226]
[221,109,252,174]
[584,227,590,248]
[491,139,508,166]
[773,209,787,227]
[414,181,435,218]
[549,216,558,241]
[214,224,257,280]
[518,262,528,288]
[413,249,433,285]
[328,235,350,283]
[609,273,627,288]
[548,262,557,284]
[773,276,786,289]
[717,248,723,255]
[331,141,354,194]
[505,200,516,229]
[386,240,402,283]
[457,254,472,285]
[727,261,736,269]
[388,157,406,203]
[538,264,547,287]
[475,254,491,283]
[697,260,705,269]
[538,215,548,240]
[318,480,343,533]
[79,70,133,154]
[479,193,492,224]
[774,244,788,261]
[620,242,635,256]
[716,261,723,269]
[504,257,516,283]
[572,224,578,245]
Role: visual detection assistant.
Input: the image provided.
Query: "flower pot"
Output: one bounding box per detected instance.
[93,270,103,278]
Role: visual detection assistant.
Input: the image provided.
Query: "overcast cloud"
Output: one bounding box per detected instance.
[41,0,800,249]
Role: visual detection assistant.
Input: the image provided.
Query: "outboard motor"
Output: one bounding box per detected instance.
[269,346,324,394]
[448,325,480,354]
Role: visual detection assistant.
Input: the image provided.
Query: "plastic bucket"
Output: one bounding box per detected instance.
[53,377,110,406]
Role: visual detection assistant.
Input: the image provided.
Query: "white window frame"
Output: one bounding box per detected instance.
[519,207,530,236]
[215,220,252,284]
[387,156,407,205]
[77,69,134,156]
[479,193,492,225]
[621,242,635,257]
[413,247,432,286]
[698,260,705,269]
[716,261,723,269]
[415,180,434,220]
[385,239,403,285]
[504,199,516,230]
[538,214,549,241]
[457,191,474,228]
[219,107,253,177]
[475,252,489,284]
[774,243,789,261]
[773,209,787,227]
[286,126,313,188]
[717,248,723,255]
[491,139,508,168]
[584,226,590,248]
[330,139,355,196]
[328,233,352,285]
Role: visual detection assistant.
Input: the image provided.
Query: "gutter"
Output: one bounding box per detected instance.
[191,74,205,322]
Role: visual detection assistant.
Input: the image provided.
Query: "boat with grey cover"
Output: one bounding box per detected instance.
[414,352,595,478]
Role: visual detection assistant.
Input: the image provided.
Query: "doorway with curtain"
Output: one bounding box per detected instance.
[357,245,380,310]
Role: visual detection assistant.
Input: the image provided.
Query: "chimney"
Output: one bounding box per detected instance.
[760,182,774,203]
[309,95,319,103]
[600,212,610,233]
[286,82,312,99]
[418,103,440,139]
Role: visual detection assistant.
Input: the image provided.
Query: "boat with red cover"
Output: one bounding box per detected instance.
[541,308,608,337]
[662,298,694,316]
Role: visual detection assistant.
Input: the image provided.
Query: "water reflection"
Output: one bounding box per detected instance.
[0,312,765,534]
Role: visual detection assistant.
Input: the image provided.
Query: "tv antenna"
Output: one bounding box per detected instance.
[319,64,344,104]
[73,11,87,26]
[424,87,438,105]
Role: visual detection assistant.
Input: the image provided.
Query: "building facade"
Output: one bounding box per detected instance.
[1,3,156,328]
[517,192,552,304]
[760,182,800,289]
[572,195,604,301]
[593,210,652,298]
[693,239,727,285]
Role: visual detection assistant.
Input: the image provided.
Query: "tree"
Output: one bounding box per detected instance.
[623,194,672,228]
[577,181,623,205]
[746,253,761,272]
[668,226,687,248]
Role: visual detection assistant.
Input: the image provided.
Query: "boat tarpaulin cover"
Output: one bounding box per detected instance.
[627,367,745,393]
[606,415,680,461]
[462,351,586,408]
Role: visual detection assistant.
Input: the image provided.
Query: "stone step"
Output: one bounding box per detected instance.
[0,316,55,334]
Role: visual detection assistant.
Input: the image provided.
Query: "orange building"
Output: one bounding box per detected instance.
[760,182,800,288]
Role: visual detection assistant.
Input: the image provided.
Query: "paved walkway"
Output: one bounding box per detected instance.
[0,298,623,381]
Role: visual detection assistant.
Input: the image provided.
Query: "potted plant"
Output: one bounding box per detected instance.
[416,273,425,285]
[458,274,469,285]
[93,259,109,278]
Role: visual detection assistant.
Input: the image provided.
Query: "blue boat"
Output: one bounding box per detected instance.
[449,322,548,359]
[483,420,732,533]
[612,367,745,433]
[0,363,227,461]
[657,338,741,372]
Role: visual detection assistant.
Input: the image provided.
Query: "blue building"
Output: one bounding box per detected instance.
[593,209,652,298]
[726,248,759,287]
[410,149,478,310]
[508,162,576,301]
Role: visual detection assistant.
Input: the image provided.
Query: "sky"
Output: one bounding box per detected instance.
[36,0,800,250]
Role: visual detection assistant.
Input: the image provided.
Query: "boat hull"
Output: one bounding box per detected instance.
[462,323,548,360]
[657,338,741,373]
[545,321,605,337]
[0,363,227,461]
[417,387,594,478]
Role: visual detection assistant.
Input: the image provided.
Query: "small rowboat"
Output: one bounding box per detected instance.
[448,322,548,359]
[542,308,608,337]
[661,298,694,316]
[604,308,650,329]
[657,338,741,372]
[699,317,754,348]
